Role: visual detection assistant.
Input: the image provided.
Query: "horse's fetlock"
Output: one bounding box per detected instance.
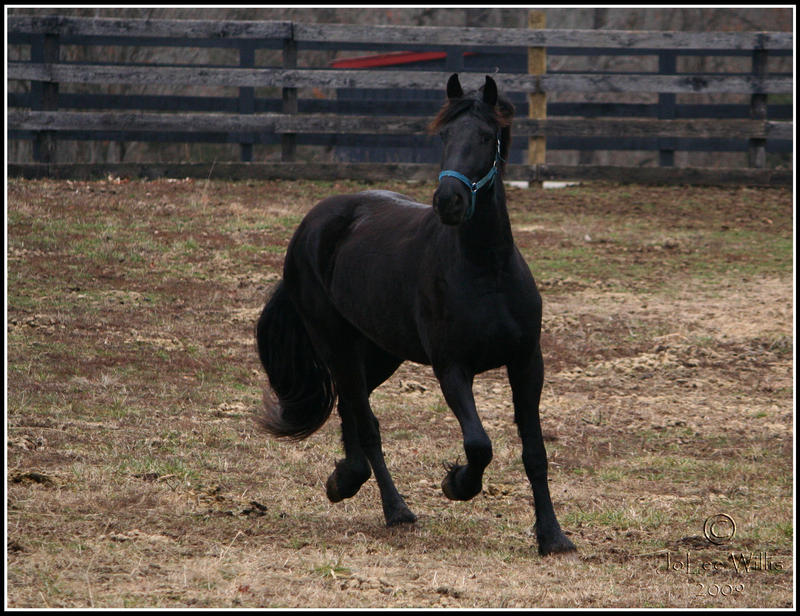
[465,438,493,468]
[326,458,371,502]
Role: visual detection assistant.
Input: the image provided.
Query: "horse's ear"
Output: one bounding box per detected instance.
[446,73,463,99]
[482,76,498,106]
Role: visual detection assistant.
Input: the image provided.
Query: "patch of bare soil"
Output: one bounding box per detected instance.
[6,179,793,608]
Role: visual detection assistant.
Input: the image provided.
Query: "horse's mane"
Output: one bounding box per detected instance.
[427,87,515,173]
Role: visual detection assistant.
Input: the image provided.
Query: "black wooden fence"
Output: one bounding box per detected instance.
[329,47,793,167]
[7,15,794,185]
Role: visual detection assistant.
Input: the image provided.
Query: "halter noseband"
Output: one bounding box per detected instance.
[438,132,502,221]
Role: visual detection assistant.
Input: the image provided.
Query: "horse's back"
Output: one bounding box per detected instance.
[283,190,437,361]
[358,190,428,210]
[287,190,434,271]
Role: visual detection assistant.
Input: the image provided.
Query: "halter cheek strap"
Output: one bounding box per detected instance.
[437,133,502,221]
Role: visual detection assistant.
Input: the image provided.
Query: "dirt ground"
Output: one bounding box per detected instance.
[6,177,794,608]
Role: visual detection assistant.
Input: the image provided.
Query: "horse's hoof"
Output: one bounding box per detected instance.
[538,534,577,557]
[386,507,417,527]
[325,460,370,503]
[441,464,481,501]
[325,473,344,503]
[441,474,461,500]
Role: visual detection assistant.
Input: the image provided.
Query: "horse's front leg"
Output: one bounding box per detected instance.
[508,345,577,556]
[436,366,492,501]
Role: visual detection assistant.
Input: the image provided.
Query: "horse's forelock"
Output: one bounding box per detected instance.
[427,95,513,135]
[496,94,515,127]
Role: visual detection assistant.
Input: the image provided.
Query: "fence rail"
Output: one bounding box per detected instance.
[10,162,791,188]
[9,111,792,140]
[7,15,793,185]
[8,16,794,49]
[7,63,793,95]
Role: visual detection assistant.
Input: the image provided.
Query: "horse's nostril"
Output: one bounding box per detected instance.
[433,189,450,210]
[434,185,459,208]
[434,194,454,215]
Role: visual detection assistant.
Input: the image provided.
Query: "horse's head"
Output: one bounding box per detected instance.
[429,73,514,226]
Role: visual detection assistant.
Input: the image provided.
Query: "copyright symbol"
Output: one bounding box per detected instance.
[704,513,736,545]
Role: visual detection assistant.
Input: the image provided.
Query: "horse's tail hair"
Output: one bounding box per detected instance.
[254,281,336,440]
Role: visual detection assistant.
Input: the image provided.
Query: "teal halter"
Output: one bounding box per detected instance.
[438,132,502,221]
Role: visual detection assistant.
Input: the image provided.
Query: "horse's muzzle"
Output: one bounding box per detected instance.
[433,180,469,226]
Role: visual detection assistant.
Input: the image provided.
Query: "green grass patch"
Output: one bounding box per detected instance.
[563,507,666,531]
[312,556,352,579]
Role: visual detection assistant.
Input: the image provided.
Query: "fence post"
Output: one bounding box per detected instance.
[239,41,256,162]
[527,10,546,187]
[658,51,677,167]
[31,32,60,163]
[748,48,768,168]
[281,29,297,162]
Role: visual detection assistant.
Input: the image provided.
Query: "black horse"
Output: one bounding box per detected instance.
[255,74,576,556]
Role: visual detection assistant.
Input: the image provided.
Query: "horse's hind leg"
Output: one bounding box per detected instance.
[325,395,372,503]
[299,314,414,525]
[325,345,400,505]
[508,344,576,556]
[287,272,413,525]
[336,344,416,526]
[337,389,417,526]
[327,372,416,526]
[436,366,493,501]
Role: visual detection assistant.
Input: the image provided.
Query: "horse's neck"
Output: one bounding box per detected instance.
[457,182,514,267]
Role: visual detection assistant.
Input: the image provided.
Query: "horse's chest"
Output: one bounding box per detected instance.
[422,276,541,368]
[469,293,538,347]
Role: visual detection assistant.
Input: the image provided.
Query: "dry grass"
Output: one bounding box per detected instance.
[6,177,793,608]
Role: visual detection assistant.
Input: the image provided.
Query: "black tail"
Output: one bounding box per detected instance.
[254,281,336,440]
